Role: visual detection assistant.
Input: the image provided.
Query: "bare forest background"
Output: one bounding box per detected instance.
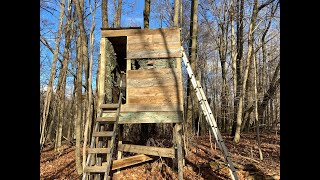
[40,0,280,177]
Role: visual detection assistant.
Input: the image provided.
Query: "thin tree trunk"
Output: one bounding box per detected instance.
[258,61,280,122]
[75,32,83,175]
[55,0,73,152]
[187,0,199,135]
[115,0,122,28]
[253,46,263,160]
[234,0,258,143]
[102,0,108,28]
[173,0,179,27]
[40,0,66,149]
[143,0,151,28]
[230,0,237,132]
[231,0,244,136]
[83,0,96,168]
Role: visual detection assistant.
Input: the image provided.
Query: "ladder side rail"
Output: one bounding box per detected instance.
[103,80,123,180]
[82,100,106,180]
[181,47,238,180]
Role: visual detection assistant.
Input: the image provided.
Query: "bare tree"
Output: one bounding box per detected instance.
[115,0,122,28]
[186,0,199,135]
[83,0,97,168]
[55,0,74,152]
[40,0,66,150]
[143,0,151,28]
[233,0,259,143]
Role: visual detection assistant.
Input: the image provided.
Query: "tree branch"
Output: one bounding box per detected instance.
[40,34,88,90]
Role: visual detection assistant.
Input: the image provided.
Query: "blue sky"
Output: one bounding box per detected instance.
[40,0,173,96]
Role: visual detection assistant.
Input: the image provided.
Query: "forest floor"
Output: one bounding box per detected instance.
[40,131,279,180]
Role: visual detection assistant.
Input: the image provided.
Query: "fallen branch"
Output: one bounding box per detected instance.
[237,154,260,163]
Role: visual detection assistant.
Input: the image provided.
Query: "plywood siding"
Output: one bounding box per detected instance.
[126,68,183,109]
[101,28,181,59]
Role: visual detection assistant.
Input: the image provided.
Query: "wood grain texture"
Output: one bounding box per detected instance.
[127,68,181,79]
[126,76,182,88]
[102,111,183,124]
[101,28,180,37]
[118,144,175,158]
[127,48,181,59]
[110,154,153,170]
[120,103,183,112]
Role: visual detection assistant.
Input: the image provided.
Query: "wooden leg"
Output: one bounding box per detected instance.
[175,123,183,180]
[116,125,123,175]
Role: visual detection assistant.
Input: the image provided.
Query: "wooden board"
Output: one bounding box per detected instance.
[118,144,175,158]
[85,153,152,172]
[128,41,181,51]
[126,76,182,88]
[127,90,183,97]
[127,48,181,59]
[127,86,182,96]
[108,154,153,170]
[101,28,180,38]
[87,148,111,154]
[102,111,183,124]
[128,95,180,104]
[127,34,180,45]
[121,103,183,112]
[127,68,181,79]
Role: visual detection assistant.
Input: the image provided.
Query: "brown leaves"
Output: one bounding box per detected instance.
[40,132,279,179]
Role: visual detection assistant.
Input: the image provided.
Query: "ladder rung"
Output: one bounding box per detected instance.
[84,166,107,173]
[92,131,114,137]
[97,117,117,123]
[87,148,111,154]
[100,104,119,109]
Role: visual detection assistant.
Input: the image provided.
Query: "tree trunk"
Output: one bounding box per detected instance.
[230,0,238,133]
[258,61,280,122]
[186,0,199,135]
[115,0,122,28]
[102,0,108,28]
[253,45,263,160]
[173,0,179,27]
[74,30,83,174]
[231,0,244,136]
[143,0,151,28]
[40,0,66,149]
[233,0,258,143]
[83,0,96,168]
[55,0,73,152]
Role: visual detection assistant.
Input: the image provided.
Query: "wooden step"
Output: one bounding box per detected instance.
[101,154,153,170]
[84,166,107,173]
[92,131,114,137]
[100,104,119,109]
[96,117,117,123]
[87,148,111,154]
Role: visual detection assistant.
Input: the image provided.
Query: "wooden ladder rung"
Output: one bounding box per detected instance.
[92,131,114,137]
[96,117,117,122]
[87,148,111,154]
[100,104,119,109]
[84,166,107,173]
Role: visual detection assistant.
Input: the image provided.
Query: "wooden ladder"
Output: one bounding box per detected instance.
[181,47,239,180]
[82,81,124,180]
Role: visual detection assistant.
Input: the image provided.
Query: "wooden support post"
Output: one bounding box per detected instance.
[116,124,123,175]
[126,59,131,101]
[174,123,183,180]
[94,37,106,180]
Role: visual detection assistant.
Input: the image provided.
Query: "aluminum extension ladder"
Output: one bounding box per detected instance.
[181,47,238,180]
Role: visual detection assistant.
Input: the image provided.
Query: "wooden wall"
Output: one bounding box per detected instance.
[100,28,183,122]
[123,68,183,112]
[101,28,181,59]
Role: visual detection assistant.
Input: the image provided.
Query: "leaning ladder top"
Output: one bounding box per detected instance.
[181,47,239,180]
